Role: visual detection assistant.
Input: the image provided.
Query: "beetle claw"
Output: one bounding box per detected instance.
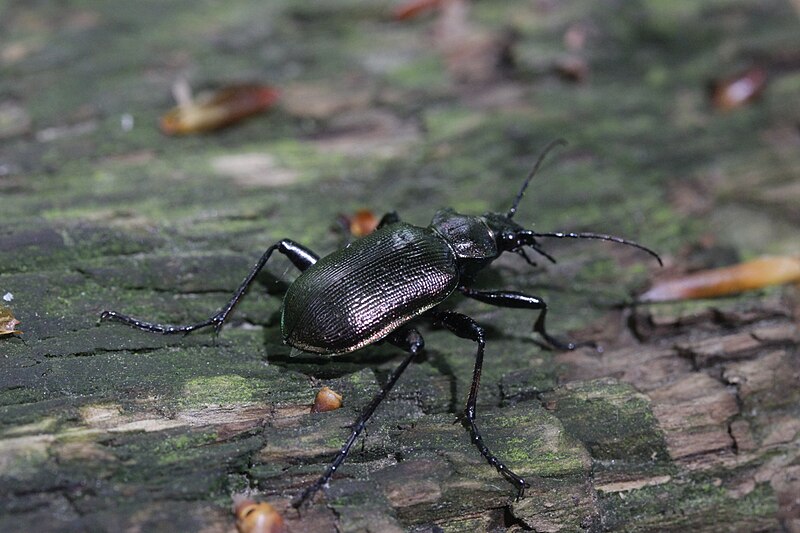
[211,313,226,334]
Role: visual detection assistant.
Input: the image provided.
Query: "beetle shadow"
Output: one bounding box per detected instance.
[255,272,530,415]
[262,324,420,381]
[261,310,472,418]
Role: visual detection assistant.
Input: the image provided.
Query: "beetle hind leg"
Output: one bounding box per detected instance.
[100,239,319,335]
[291,327,424,509]
[433,310,530,498]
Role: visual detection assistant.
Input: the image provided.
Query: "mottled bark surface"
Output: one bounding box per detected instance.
[1,1,798,532]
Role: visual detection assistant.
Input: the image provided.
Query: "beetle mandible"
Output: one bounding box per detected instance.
[100,139,661,508]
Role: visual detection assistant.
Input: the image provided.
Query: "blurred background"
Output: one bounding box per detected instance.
[1,1,798,531]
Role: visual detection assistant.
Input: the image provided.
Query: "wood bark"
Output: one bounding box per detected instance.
[1,1,798,531]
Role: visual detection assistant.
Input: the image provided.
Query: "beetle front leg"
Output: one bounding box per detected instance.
[292,327,424,508]
[100,239,319,335]
[459,287,590,351]
[376,211,400,229]
[433,310,530,498]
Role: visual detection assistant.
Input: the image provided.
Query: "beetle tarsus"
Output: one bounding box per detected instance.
[99,309,213,334]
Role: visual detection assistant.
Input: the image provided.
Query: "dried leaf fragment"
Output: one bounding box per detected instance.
[0,305,21,336]
[433,0,512,84]
[392,0,444,20]
[233,496,286,533]
[640,256,800,302]
[160,84,279,135]
[395,0,513,84]
[710,67,767,111]
[553,55,589,83]
[311,386,343,413]
[339,209,380,238]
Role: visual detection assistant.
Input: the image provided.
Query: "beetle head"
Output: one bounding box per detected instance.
[482,212,557,265]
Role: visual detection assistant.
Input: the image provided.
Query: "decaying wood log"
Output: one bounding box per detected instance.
[1,1,799,532]
[2,243,796,532]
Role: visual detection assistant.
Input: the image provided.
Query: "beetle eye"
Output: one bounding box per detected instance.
[499,232,517,249]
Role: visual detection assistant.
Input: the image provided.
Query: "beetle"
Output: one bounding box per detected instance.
[100,139,661,508]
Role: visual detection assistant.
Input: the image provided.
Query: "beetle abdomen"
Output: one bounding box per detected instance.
[281,223,458,355]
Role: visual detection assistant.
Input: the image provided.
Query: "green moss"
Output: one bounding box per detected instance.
[472,402,590,479]
[424,108,487,143]
[384,55,449,91]
[601,477,778,531]
[153,432,219,464]
[0,387,48,407]
[543,379,671,472]
[178,375,264,407]
[0,435,51,479]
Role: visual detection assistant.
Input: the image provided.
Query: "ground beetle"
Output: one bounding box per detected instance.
[101,140,661,507]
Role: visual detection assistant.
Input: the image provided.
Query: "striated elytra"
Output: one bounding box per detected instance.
[284,217,476,355]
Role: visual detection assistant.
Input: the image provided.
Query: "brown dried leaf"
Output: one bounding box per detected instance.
[160,84,279,135]
[709,67,768,111]
[392,0,444,20]
[0,305,22,336]
[434,0,509,84]
[553,55,589,83]
[338,210,380,238]
[640,256,800,302]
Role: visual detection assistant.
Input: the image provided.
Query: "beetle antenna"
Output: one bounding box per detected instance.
[530,231,663,265]
[507,138,568,220]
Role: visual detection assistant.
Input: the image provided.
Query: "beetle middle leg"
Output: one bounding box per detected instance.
[459,287,588,351]
[433,310,530,498]
[291,327,424,508]
[101,239,319,335]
